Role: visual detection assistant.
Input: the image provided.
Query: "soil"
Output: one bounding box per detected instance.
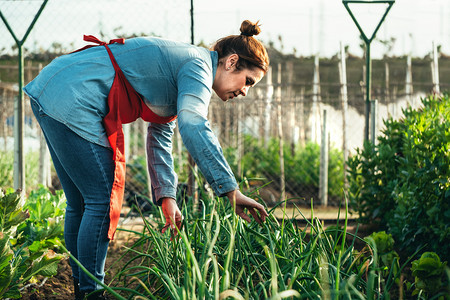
[19,221,142,300]
[20,239,132,300]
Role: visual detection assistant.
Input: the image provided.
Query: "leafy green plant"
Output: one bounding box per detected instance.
[0,188,29,233]
[411,252,449,299]
[364,231,400,279]
[0,187,65,299]
[347,94,450,261]
[16,186,66,253]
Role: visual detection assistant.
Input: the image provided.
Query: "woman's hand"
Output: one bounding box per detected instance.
[161,197,183,236]
[226,190,268,223]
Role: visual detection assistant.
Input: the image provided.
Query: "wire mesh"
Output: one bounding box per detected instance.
[0,0,448,208]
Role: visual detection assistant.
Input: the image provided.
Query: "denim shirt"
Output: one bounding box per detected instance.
[24,37,238,203]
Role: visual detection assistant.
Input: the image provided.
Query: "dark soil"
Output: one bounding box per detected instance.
[20,258,73,300]
[20,235,137,300]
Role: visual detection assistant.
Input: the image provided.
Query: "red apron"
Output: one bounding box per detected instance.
[73,35,177,239]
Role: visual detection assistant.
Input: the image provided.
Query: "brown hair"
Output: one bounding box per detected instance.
[212,20,269,73]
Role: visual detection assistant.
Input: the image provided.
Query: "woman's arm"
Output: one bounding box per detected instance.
[176,59,267,222]
[176,58,239,195]
[146,120,178,205]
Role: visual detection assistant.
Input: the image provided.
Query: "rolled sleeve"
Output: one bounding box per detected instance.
[176,59,238,197]
[178,110,238,196]
[146,120,178,205]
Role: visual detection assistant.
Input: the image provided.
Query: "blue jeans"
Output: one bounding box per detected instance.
[30,99,113,292]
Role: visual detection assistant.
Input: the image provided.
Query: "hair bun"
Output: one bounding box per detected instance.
[240,20,261,37]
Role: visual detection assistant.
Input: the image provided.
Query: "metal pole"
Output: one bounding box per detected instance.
[319,109,328,206]
[311,55,321,143]
[190,0,194,45]
[1,0,49,192]
[370,99,378,144]
[35,63,51,187]
[405,54,413,106]
[187,0,198,202]
[13,45,25,190]
[339,42,349,187]
[365,42,371,141]
[264,67,273,148]
[385,60,391,117]
[276,63,285,201]
[431,42,440,95]
[342,0,395,141]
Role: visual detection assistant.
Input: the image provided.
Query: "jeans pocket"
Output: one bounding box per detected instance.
[30,99,48,118]
[38,106,48,118]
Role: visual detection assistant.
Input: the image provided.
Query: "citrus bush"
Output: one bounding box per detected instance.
[347,94,450,261]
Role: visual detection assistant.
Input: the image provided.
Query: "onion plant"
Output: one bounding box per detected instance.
[74,187,406,299]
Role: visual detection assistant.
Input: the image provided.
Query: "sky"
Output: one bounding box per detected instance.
[192,0,450,58]
[0,0,449,59]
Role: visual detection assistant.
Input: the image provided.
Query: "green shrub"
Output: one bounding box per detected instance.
[0,187,65,299]
[347,94,450,261]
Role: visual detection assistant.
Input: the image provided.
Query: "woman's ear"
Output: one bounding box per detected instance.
[226,54,239,70]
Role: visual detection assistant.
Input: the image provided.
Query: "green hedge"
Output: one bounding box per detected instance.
[347,94,450,261]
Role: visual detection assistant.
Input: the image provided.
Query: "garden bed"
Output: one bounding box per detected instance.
[19,208,375,299]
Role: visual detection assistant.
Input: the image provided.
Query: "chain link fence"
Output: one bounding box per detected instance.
[1,0,448,209]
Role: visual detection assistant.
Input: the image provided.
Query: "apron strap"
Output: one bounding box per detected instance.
[71,35,125,53]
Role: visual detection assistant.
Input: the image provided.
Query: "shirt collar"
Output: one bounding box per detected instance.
[210,51,218,82]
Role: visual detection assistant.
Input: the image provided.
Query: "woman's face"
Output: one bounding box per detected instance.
[213,54,265,101]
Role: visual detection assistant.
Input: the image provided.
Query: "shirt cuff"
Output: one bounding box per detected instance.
[210,177,238,197]
[152,185,177,206]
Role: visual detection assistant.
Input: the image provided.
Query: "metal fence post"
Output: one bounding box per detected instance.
[264,67,273,148]
[370,99,378,144]
[431,42,440,95]
[406,54,413,106]
[1,0,49,192]
[343,0,395,141]
[319,109,328,206]
[38,61,50,187]
[311,55,321,144]
[187,0,198,201]
[276,63,285,201]
[339,42,349,187]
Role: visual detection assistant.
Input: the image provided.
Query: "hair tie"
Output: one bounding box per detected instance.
[240,32,253,37]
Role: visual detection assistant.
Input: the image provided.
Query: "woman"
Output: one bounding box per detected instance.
[25,20,269,299]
